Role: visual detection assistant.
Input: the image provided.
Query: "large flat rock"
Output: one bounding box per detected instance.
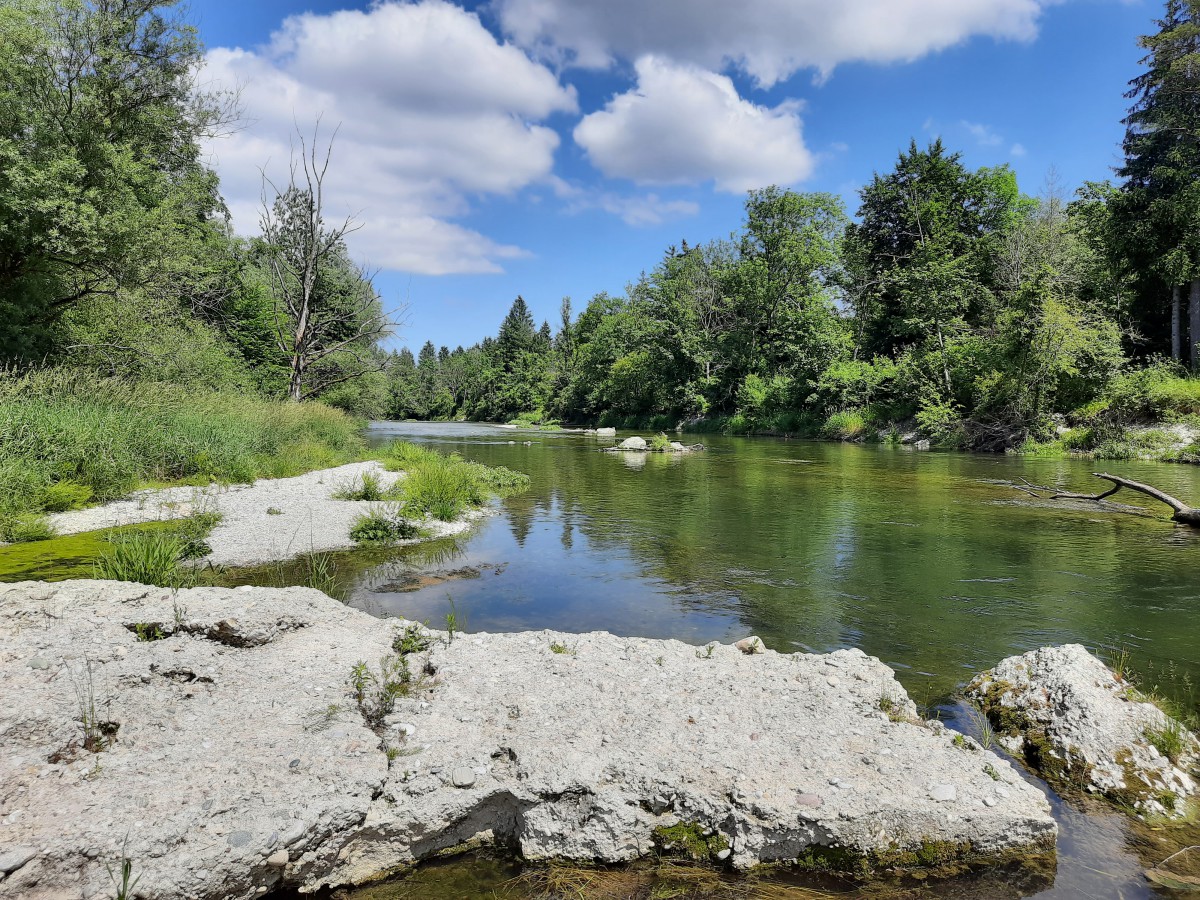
[0,581,1055,899]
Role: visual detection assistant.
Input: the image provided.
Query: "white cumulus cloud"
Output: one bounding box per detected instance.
[573,57,814,193]
[200,0,577,275]
[495,0,1049,86]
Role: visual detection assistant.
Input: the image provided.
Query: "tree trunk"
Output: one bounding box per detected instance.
[1171,284,1182,362]
[1191,279,1200,373]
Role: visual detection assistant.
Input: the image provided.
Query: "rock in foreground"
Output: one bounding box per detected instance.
[968,644,1198,817]
[0,581,1054,899]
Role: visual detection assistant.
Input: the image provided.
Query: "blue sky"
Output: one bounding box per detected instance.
[193,0,1157,352]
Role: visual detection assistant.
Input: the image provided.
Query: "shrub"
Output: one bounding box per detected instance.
[4,512,56,543]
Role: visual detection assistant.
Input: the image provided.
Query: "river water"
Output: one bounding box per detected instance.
[331,422,1200,899]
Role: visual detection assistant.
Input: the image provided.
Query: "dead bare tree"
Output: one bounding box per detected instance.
[1012,472,1200,527]
[258,122,394,401]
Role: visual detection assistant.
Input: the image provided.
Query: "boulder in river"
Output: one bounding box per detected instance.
[618,435,648,451]
[967,644,1199,818]
[0,580,1056,899]
[596,427,617,437]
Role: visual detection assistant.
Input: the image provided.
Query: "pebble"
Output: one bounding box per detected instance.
[983,797,997,807]
[0,846,36,874]
[929,784,957,803]
[27,658,50,670]
[451,767,476,788]
[826,677,839,687]
[289,759,300,769]
[266,850,289,867]
[716,848,731,860]
[227,831,253,848]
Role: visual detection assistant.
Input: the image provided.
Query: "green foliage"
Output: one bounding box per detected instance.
[349,507,419,545]
[95,530,193,588]
[349,653,414,729]
[38,480,93,512]
[334,470,384,501]
[821,409,868,440]
[1145,719,1190,764]
[380,440,528,521]
[0,369,364,537]
[393,624,431,656]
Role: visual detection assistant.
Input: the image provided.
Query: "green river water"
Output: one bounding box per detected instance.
[6,421,1200,898]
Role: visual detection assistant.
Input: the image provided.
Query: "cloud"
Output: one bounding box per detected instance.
[566,191,701,227]
[573,57,814,192]
[495,0,1049,86]
[1010,142,1028,157]
[961,120,1003,147]
[200,0,576,275]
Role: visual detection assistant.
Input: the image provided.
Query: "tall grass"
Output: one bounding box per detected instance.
[380,441,529,521]
[0,368,365,541]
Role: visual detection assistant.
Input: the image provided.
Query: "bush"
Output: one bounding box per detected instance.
[648,432,673,451]
[333,470,384,501]
[1096,361,1200,424]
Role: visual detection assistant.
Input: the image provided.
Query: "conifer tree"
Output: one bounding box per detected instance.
[1117,0,1200,368]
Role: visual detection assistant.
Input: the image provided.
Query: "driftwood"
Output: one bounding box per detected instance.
[1014,472,1200,527]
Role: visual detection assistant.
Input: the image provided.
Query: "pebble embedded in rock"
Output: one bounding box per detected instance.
[716,848,731,860]
[227,831,252,848]
[795,793,824,808]
[27,658,50,670]
[983,797,997,807]
[451,767,476,788]
[266,850,288,867]
[929,784,957,803]
[0,847,36,874]
[289,759,300,769]
[735,637,764,655]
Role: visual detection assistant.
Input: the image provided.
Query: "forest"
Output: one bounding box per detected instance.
[1,0,1199,472]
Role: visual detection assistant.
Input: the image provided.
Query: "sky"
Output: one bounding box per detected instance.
[191,0,1160,353]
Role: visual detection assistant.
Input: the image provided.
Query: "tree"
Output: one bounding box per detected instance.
[1116,0,1200,368]
[257,127,392,401]
[0,0,233,358]
[845,141,1020,395]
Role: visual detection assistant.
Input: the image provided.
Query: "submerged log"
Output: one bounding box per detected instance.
[1013,472,1200,527]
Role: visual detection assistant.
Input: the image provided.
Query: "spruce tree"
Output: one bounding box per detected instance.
[1117,0,1200,368]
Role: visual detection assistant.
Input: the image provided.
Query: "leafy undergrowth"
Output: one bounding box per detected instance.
[0,368,365,542]
[377,440,530,523]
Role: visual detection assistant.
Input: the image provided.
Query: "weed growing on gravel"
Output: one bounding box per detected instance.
[266,507,282,515]
[333,470,384,501]
[549,641,576,655]
[393,623,431,656]
[349,506,419,545]
[106,840,140,900]
[984,763,1001,781]
[69,658,116,753]
[695,643,716,659]
[349,654,415,728]
[379,440,529,522]
[132,623,164,642]
[444,599,462,644]
[1145,720,1190,764]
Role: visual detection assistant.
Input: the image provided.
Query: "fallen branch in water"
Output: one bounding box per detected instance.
[1011,473,1200,527]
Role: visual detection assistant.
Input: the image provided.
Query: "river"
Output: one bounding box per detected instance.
[337,422,1200,899]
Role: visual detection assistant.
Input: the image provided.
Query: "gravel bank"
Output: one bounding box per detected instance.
[0,580,1056,900]
[46,462,473,567]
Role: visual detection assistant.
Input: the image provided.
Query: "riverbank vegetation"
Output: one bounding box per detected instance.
[386,5,1200,459]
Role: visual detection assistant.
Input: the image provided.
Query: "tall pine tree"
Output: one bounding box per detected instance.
[1117,0,1200,368]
